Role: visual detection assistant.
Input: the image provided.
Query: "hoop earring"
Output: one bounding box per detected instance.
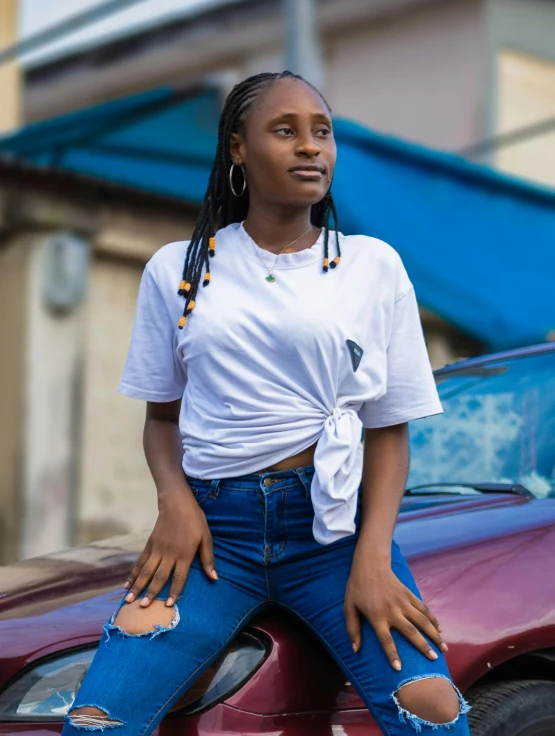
[229,163,247,197]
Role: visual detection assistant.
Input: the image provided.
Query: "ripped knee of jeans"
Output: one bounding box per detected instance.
[391,674,472,732]
[102,597,180,645]
[66,705,124,731]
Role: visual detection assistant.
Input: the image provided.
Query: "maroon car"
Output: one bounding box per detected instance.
[2,342,555,735]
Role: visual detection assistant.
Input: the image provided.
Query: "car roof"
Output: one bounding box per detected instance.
[435,341,555,377]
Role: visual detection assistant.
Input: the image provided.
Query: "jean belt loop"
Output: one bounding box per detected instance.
[294,467,311,498]
[210,478,221,499]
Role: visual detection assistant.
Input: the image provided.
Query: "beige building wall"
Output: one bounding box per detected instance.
[326,0,485,150]
[78,257,156,544]
[20,233,87,559]
[0,232,28,563]
[78,218,196,546]
[0,0,20,133]
[0,177,196,562]
[495,48,555,188]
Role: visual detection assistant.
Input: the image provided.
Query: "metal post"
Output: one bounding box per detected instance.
[283,0,325,91]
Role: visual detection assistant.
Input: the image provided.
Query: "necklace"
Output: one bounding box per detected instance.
[243,222,314,282]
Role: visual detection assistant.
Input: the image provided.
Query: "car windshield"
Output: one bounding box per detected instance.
[407,350,555,498]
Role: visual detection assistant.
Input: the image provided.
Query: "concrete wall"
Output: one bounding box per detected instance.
[326,0,485,150]
[485,0,555,139]
[78,259,157,545]
[484,0,555,187]
[20,233,87,559]
[0,230,28,563]
[77,213,196,546]
[496,48,555,188]
[0,181,196,562]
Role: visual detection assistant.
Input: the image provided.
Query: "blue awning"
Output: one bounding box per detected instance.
[2,86,554,351]
[0,86,219,203]
[332,119,555,351]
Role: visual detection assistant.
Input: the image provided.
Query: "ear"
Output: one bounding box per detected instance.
[229,132,245,166]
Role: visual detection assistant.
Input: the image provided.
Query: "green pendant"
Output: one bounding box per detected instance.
[266,273,276,282]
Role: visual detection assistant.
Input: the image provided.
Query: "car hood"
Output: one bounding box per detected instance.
[395,492,555,557]
[0,532,149,621]
[2,496,550,615]
[2,495,555,664]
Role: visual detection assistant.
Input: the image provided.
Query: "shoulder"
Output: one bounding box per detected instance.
[339,232,401,265]
[145,224,239,280]
[146,239,191,275]
[338,232,411,295]
[141,240,193,298]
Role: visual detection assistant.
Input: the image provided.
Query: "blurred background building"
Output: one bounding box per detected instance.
[1,0,555,562]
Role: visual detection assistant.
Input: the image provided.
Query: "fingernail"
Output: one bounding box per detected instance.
[212,569,218,580]
[393,659,401,670]
[140,597,149,607]
[166,597,174,607]
[123,582,130,589]
[429,649,438,659]
[125,593,134,602]
[437,626,443,633]
[352,642,357,653]
[440,642,448,652]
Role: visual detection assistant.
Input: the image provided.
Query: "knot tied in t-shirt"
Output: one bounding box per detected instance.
[310,406,364,545]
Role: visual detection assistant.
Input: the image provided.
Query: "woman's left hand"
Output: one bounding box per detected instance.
[343,551,447,671]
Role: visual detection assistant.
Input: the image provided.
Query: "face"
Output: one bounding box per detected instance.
[229,77,337,209]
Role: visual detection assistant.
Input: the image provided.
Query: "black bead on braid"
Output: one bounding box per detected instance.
[176,70,342,329]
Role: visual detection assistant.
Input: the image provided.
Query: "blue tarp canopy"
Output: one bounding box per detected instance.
[2,85,555,351]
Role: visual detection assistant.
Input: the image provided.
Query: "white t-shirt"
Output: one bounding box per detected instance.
[119,221,443,544]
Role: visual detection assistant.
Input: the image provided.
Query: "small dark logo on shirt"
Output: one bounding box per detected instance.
[346,339,363,372]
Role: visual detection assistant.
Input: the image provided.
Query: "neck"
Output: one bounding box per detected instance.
[242,203,319,254]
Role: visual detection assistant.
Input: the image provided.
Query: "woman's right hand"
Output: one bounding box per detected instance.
[122,491,218,608]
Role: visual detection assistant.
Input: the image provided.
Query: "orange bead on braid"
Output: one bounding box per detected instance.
[175,71,342,330]
[177,280,191,296]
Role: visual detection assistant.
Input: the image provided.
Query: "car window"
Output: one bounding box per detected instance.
[407,351,555,498]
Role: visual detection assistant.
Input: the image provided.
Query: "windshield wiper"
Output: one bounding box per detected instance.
[405,483,534,499]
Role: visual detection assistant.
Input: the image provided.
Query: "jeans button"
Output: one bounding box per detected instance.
[263,477,275,487]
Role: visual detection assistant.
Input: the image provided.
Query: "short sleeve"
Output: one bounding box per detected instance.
[118,262,187,402]
[357,284,443,428]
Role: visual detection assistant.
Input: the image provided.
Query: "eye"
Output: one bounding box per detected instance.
[316,127,331,136]
[275,127,294,136]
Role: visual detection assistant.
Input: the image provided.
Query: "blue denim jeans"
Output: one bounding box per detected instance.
[63,464,471,735]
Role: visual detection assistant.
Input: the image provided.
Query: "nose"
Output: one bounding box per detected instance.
[295,129,322,158]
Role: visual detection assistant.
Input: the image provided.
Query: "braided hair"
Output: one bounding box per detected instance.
[176,70,341,329]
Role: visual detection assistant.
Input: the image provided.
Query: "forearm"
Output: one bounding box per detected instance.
[143,401,193,509]
[356,422,410,564]
[123,401,216,603]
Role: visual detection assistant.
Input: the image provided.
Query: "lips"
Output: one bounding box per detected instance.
[288,164,326,180]
[288,164,325,174]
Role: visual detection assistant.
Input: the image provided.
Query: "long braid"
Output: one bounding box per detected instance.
[327,193,341,269]
[176,70,342,329]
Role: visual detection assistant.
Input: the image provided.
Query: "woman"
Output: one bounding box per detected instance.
[63,71,471,735]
